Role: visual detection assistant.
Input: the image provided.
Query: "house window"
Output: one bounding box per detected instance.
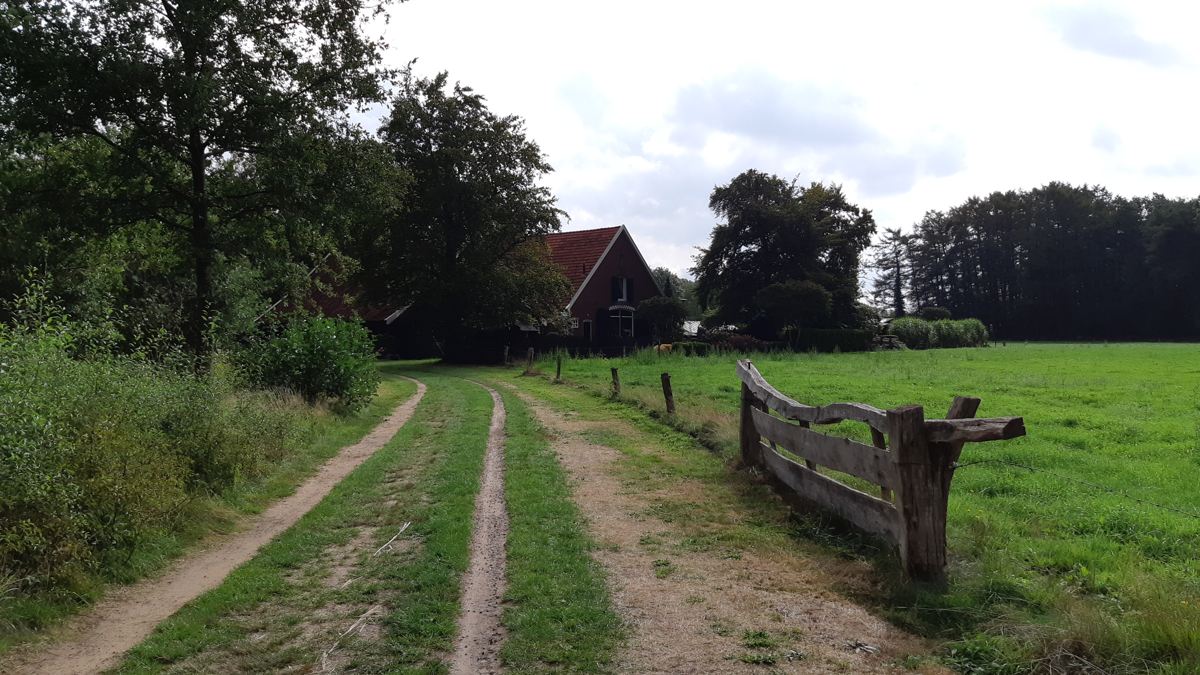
[611,308,635,338]
[582,319,593,342]
[570,317,579,329]
[612,276,633,303]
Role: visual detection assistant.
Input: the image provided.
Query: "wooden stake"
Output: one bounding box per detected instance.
[888,404,945,584]
[525,347,534,373]
[871,427,892,502]
[502,345,509,365]
[739,381,763,468]
[610,367,621,396]
[555,355,562,382]
[660,372,675,414]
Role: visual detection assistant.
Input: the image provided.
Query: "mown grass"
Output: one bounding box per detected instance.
[534,343,1200,674]
[118,369,490,673]
[0,370,417,656]
[479,379,623,672]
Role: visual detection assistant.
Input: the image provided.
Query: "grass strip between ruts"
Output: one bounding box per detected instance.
[484,378,624,673]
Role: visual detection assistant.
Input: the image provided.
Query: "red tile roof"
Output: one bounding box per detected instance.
[544,226,622,294]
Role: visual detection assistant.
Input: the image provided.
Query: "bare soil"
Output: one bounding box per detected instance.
[449,382,509,675]
[3,377,427,675]
[516,389,945,674]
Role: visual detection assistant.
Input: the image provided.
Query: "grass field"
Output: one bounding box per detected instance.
[535,343,1200,673]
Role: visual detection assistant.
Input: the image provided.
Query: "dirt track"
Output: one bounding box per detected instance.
[514,388,941,674]
[449,381,509,675]
[3,377,427,675]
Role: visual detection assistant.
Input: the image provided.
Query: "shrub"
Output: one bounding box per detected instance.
[890,316,934,349]
[234,315,379,412]
[930,319,965,348]
[890,317,988,349]
[637,296,687,342]
[0,329,312,593]
[787,328,875,353]
[673,341,710,356]
[959,318,989,346]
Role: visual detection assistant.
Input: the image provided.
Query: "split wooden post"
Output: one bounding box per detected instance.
[610,367,621,397]
[739,381,763,468]
[888,404,946,583]
[660,372,675,414]
[555,355,562,382]
[870,428,892,502]
[502,345,509,365]
[525,347,535,373]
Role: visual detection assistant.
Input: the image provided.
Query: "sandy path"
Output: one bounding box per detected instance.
[514,388,942,674]
[449,382,509,675]
[4,377,427,675]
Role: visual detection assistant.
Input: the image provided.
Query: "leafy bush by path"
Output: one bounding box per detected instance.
[233,315,379,412]
[0,329,310,598]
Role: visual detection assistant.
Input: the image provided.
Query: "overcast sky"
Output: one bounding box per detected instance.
[375,0,1200,276]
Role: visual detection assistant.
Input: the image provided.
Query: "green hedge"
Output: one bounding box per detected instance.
[889,317,988,349]
[787,328,874,353]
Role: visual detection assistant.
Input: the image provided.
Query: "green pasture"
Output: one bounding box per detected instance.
[538,343,1200,673]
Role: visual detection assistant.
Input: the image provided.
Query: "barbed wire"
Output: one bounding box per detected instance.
[953,458,1200,521]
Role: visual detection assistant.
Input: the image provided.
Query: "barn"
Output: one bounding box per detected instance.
[544,225,662,349]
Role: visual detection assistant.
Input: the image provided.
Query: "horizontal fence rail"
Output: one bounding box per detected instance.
[736,359,1026,583]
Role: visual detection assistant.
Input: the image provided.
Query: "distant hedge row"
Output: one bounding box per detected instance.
[889,317,989,349]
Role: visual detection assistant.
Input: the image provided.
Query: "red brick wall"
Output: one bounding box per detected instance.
[568,229,661,342]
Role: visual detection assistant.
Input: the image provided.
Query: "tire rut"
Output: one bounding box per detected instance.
[4,377,428,675]
[449,381,509,675]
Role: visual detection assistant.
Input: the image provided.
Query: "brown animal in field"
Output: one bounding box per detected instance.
[655,343,673,354]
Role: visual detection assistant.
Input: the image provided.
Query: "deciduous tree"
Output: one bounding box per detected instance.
[0,0,394,362]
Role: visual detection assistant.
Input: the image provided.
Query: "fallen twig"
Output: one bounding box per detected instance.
[373,521,412,557]
[321,604,382,671]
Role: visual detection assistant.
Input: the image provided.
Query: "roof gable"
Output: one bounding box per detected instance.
[544,226,622,293]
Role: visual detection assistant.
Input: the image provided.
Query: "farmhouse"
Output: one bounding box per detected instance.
[544,225,662,348]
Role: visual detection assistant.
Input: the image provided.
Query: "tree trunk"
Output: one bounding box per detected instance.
[187,125,213,369]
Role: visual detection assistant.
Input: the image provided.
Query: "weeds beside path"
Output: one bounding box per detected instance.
[1,375,427,675]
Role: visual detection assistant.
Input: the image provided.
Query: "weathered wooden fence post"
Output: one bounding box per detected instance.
[525,347,535,373]
[660,372,675,414]
[888,404,946,583]
[555,355,562,382]
[739,381,761,468]
[502,345,509,365]
[610,367,621,397]
[870,428,892,502]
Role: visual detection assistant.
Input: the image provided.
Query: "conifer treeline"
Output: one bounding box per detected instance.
[872,182,1200,340]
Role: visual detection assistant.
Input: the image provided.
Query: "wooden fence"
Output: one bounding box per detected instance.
[737,359,1025,583]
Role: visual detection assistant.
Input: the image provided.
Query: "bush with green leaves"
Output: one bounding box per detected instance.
[890,316,935,349]
[0,289,311,597]
[891,317,988,349]
[234,315,379,412]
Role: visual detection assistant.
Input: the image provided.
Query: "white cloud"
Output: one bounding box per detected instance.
[374,0,1200,277]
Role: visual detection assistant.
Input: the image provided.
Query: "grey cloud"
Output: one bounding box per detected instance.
[1047,5,1179,66]
[670,70,878,150]
[823,136,966,198]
